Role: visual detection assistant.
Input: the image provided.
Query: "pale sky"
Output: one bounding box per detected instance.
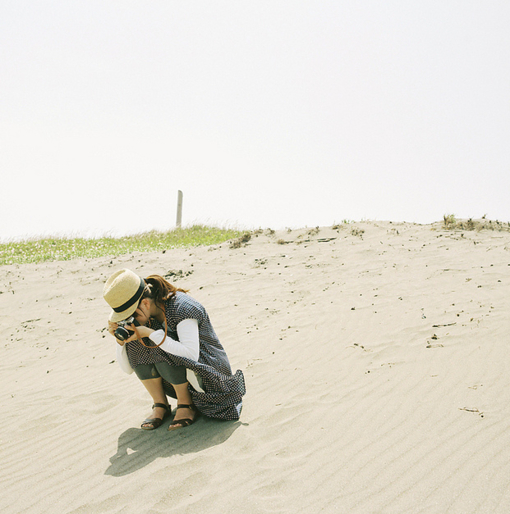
[1,1,509,241]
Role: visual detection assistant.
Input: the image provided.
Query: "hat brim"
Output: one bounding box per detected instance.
[109,303,139,323]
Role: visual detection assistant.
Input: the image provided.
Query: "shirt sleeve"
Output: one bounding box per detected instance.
[149,318,200,361]
[116,343,134,374]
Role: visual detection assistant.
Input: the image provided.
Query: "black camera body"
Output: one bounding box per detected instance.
[114,316,140,342]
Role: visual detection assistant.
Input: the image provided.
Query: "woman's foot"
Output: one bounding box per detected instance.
[141,403,170,430]
[168,404,199,430]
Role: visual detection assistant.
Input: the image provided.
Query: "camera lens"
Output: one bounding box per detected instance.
[115,326,132,341]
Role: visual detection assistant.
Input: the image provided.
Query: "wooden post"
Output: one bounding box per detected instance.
[176,190,183,227]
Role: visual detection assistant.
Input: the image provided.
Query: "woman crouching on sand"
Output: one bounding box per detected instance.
[103,268,245,430]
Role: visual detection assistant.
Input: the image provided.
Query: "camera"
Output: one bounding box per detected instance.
[114,316,140,342]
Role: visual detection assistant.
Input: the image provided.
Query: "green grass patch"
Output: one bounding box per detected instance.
[0,225,244,266]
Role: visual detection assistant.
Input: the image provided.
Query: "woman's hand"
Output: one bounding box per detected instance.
[107,320,126,346]
[122,324,155,343]
[107,320,155,345]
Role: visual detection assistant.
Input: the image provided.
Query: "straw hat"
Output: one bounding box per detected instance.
[103,269,145,322]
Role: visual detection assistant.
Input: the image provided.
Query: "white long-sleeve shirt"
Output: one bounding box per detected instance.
[116,318,200,375]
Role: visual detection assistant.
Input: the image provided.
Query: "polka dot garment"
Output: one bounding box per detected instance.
[125,292,245,420]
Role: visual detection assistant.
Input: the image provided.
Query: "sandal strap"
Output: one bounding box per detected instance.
[143,417,163,424]
[142,417,164,429]
[170,418,193,427]
[152,403,170,410]
[176,404,195,410]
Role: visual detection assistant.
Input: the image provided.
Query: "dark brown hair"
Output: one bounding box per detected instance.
[142,275,188,308]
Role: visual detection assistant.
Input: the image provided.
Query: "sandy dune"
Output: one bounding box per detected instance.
[1,221,510,513]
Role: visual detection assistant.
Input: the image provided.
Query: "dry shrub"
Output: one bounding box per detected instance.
[229,232,252,249]
[443,214,456,229]
[443,215,510,233]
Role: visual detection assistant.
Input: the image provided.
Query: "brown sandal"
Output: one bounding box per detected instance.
[141,403,171,430]
[168,404,199,431]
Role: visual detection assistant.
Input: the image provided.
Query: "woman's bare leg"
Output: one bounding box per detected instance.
[139,377,169,427]
[171,382,197,425]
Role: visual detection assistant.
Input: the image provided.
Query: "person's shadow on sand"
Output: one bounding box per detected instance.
[105,416,245,476]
